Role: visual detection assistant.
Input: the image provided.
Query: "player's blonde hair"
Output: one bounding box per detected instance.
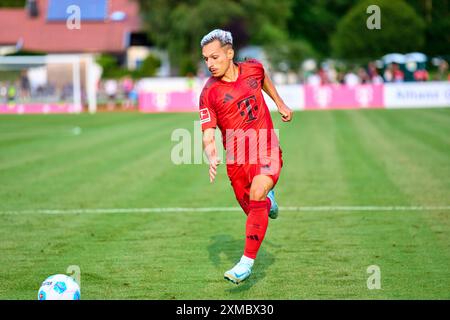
[200,29,233,48]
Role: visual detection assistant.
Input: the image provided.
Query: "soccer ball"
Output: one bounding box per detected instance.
[37,274,81,300]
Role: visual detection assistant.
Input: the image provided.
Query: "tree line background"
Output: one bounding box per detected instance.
[2,0,448,75]
[138,0,449,74]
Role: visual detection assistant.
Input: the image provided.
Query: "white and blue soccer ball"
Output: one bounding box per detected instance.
[37,274,81,300]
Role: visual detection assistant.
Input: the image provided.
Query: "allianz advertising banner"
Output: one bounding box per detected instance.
[384,82,450,108]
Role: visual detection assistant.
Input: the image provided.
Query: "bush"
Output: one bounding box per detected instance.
[330,0,426,60]
[96,54,127,79]
[96,53,161,79]
[133,54,161,78]
[0,0,25,7]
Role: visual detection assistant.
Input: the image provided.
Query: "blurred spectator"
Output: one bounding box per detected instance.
[60,83,73,101]
[129,85,139,108]
[437,59,449,81]
[357,67,370,84]
[121,76,134,109]
[367,62,383,84]
[306,72,321,85]
[186,72,195,90]
[413,69,429,82]
[383,64,393,82]
[392,63,405,82]
[327,66,338,84]
[0,82,7,103]
[20,70,30,101]
[318,67,328,85]
[286,71,298,84]
[344,70,359,86]
[336,71,345,84]
[367,62,377,79]
[104,79,118,111]
[7,83,17,103]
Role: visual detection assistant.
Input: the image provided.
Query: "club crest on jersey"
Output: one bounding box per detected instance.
[199,108,211,124]
[247,77,258,89]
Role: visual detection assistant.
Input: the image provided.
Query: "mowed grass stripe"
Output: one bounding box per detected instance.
[263,111,387,298]
[0,113,142,149]
[0,109,448,299]
[0,114,143,170]
[379,109,450,161]
[0,112,223,298]
[55,132,174,208]
[359,109,450,257]
[413,107,450,128]
[365,110,447,298]
[296,110,406,298]
[359,110,449,203]
[267,109,450,299]
[0,114,174,171]
[1,209,449,299]
[346,110,450,298]
[332,110,407,204]
[273,111,352,206]
[0,116,178,209]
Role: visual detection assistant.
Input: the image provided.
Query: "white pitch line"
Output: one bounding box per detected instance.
[282,206,450,212]
[0,206,450,215]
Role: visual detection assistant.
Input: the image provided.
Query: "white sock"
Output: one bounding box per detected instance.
[241,255,254,267]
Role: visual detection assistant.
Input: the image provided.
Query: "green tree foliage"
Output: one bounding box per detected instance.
[96,54,123,79]
[287,0,446,59]
[406,0,450,56]
[133,54,162,78]
[96,54,161,79]
[330,0,426,60]
[136,0,446,74]
[287,0,357,57]
[0,0,25,7]
[137,0,293,75]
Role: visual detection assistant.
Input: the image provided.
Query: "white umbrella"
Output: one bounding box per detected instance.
[405,52,427,63]
[382,53,406,64]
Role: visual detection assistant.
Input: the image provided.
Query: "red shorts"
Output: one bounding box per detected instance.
[226,149,283,214]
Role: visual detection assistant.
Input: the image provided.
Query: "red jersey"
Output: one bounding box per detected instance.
[199,59,279,165]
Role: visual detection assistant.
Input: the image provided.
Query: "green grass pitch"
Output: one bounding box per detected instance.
[0,108,449,299]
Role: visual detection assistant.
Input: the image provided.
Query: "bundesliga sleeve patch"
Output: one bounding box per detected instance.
[199,108,211,124]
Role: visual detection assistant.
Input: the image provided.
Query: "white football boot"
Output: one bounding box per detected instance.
[224,256,254,284]
[267,189,279,219]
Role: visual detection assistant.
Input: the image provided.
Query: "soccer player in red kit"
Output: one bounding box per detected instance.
[199,29,293,284]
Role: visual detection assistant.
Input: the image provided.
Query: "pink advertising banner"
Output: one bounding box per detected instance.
[139,91,198,113]
[0,104,79,114]
[304,84,384,109]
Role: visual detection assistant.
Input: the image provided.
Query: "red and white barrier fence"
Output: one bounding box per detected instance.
[1,80,448,114]
[138,81,450,113]
[0,104,81,114]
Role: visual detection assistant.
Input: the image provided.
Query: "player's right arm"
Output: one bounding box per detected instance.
[199,84,220,183]
[202,128,220,183]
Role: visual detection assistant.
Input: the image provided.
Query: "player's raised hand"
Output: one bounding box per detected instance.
[209,157,221,183]
[278,104,293,122]
[202,128,220,183]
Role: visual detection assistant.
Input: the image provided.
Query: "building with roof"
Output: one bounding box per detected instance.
[0,0,145,57]
[0,0,166,113]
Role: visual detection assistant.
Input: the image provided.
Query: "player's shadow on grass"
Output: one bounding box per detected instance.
[207,234,275,293]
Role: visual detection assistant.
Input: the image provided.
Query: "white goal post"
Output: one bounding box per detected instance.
[0,54,98,114]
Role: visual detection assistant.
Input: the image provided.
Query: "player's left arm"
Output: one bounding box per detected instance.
[262,72,293,122]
